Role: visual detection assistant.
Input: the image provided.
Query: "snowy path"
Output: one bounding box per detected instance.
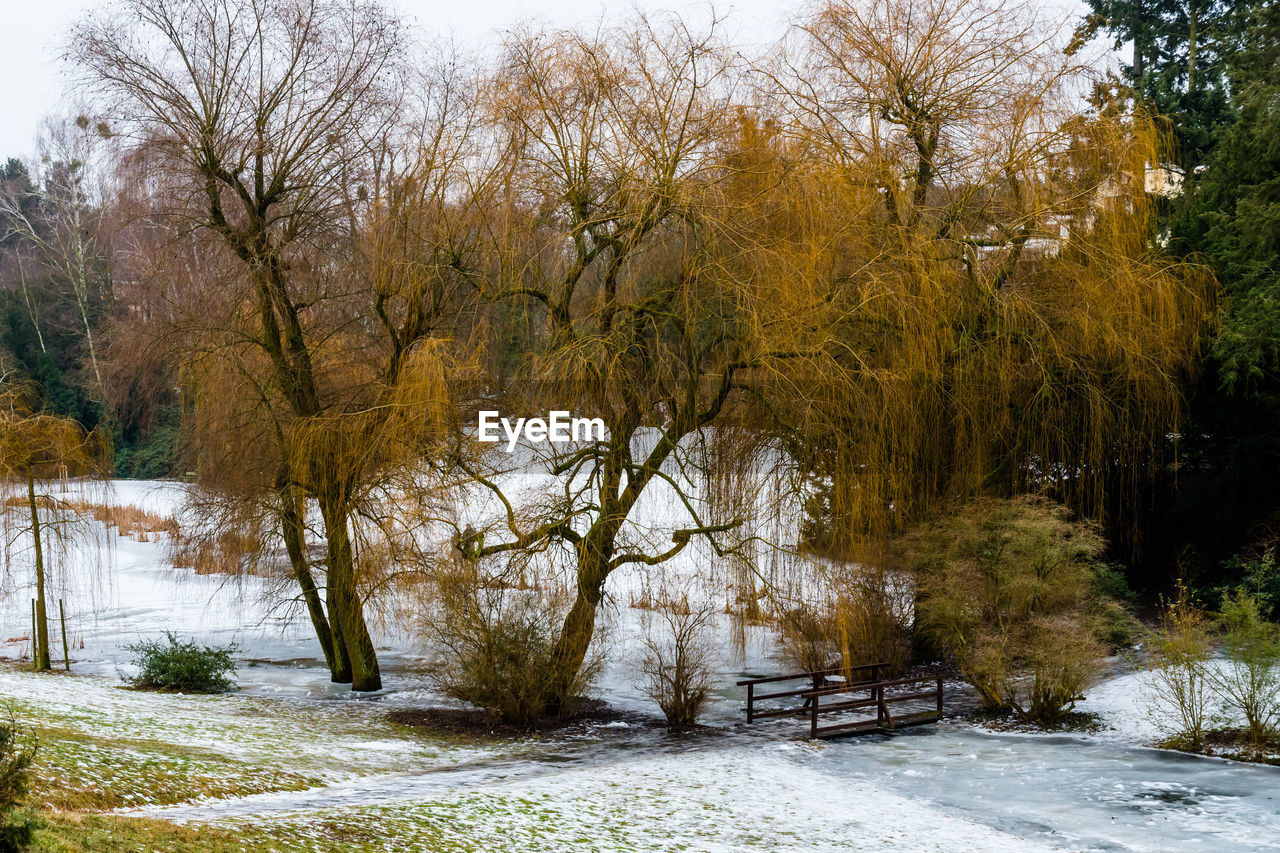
[135,741,1070,852]
[204,748,1070,852]
[128,714,1279,852]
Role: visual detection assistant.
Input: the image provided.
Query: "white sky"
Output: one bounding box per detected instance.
[0,0,1096,161]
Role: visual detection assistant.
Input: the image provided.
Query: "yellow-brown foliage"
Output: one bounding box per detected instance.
[757,0,1211,550]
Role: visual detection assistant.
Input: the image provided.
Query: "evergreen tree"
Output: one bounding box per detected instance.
[1135,1,1280,588]
[1177,0,1280,392]
[1079,0,1237,167]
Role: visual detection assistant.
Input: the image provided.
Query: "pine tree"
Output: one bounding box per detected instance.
[1079,0,1237,167]
[1174,0,1280,392]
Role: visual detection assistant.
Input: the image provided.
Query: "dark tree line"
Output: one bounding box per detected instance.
[1083,0,1280,596]
[1077,0,1237,168]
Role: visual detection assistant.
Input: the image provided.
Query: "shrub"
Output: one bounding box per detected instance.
[124,632,238,693]
[639,598,718,731]
[0,713,37,853]
[1211,589,1280,747]
[906,495,1113,726]
[426,566,602,724]
[1144,586,1214,749]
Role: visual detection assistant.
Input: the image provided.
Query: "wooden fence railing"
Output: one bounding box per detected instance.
[737,662,886,723]
[737,665,944,738]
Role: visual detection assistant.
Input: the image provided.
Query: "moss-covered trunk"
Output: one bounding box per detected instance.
[278,482,344,680]
[544,527,617,716]
[318,488,380,692]
[325,581,354,684]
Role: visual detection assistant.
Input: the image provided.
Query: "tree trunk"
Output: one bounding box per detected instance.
[78,301,104,395]
[27,475,50,672]
[15,255,45,353]
[68,208,105,396]
[1133,27,1149,85]
[545,545,610,716]
[318,490,381,691]
[278,482,339,678]
[326,582,353,684]
[1187,1,1198,93]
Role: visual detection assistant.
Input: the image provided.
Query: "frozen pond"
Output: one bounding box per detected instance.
[815,725,1280,851]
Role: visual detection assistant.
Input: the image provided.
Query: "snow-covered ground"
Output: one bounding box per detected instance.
[0,479,1277,851]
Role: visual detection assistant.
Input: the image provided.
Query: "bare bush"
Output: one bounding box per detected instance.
[638,596,719,731]
[1212,590,1280,747]
[776,605,841,674]
[168,520,267,577]
[832,566,914,675]
[1144,585,1213,748]
[425,563,602,724]
[775,565,913,678]
[62,502,177,541]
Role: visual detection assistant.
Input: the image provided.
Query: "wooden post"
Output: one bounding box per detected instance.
[936,677,944,717]
[746,683,754,723]
[30,600,36,669]
[810,686,820,739]
[877,684,893,730]
[60,599,70,672]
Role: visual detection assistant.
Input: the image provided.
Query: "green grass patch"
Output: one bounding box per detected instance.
[32,811,374,853]
[28,724,322,811]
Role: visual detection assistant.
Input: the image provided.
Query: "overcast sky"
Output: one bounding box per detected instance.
[0,0,1098,162]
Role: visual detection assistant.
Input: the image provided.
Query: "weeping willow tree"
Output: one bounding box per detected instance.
[0,376,108,671]
[453,12,863,716]
[766,0,1212,553]
[73,0,479,690]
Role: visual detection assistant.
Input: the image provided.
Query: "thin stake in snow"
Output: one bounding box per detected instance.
[59,599,69,672]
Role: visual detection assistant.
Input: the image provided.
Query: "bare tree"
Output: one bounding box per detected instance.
[71,0,481,691]
[0,375,109,671]
[778,0,1078,251]
[761,0,1210,548]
